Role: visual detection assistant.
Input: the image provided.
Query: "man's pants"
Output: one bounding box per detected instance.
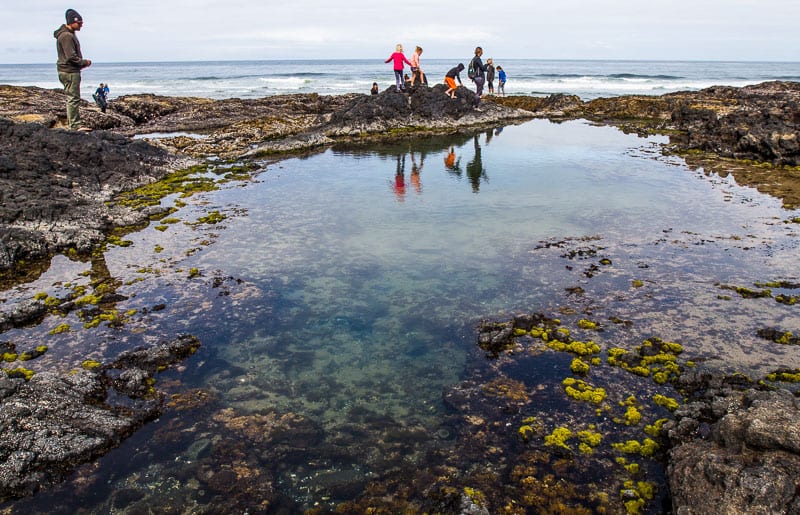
[474,76,485,97]
[58,71,82,129]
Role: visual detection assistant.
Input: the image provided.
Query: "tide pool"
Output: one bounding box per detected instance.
[3,119,799,513]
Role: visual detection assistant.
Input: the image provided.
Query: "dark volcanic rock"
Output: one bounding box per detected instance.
[0,85,134,131]
[584,81,800,166]
[330,84,480,125]
[0,334,200,502]
[327,84,517,130]
[0,117,190,271]
[666,371,800,514]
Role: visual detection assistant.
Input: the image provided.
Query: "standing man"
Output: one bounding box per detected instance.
[54,9,92,131]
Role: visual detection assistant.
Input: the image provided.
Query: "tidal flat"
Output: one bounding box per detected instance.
[2,119,799,513]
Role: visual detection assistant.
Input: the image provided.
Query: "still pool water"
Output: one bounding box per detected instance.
[3,119,800,513]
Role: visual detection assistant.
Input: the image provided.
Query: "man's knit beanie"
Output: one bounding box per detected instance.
[65,9,83,24]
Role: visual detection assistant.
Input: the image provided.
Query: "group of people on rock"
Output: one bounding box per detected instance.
[384,44,427,92]
[384,44,507,102]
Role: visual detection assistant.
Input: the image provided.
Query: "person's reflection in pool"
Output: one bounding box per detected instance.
[444,145,461,177]
[466,134,487,192]
[391,153,407,201]
[410,151,423,194]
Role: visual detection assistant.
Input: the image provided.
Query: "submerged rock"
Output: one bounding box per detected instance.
[0,334,200,502]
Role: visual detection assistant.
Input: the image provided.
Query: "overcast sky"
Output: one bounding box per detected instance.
[4,0,799,64]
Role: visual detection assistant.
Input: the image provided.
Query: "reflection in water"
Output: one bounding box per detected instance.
[410,152,423,194]
[466,134,487,192]
[380,129,502,199]
[391,153,406,201]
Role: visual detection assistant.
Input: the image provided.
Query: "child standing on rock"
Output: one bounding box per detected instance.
[497,66,507,96]
[409,46,426,87]
[444,63,465,99]
[385,44,412,92]
[486,58,495,96]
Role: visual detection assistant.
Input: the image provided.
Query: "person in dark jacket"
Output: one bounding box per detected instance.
[444,63,464,99]
[470,47,488,101]
[54,9,92,131]
[486,58,495,95]
[93,83,107,112]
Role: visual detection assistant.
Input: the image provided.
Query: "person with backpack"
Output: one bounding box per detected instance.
[468,47,488,102]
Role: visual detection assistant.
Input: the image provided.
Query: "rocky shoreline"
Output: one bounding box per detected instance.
[1,81,799,510]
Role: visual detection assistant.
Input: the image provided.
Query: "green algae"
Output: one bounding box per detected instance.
[5,367,34,381]
[621,405,642,426]
[757,328,799,346]
[463,487,487,507]
[562,377,607,404]
[570,357,590,375]
[644,418,669,438]
[106,235,133,248]
[81,359,102,370]
[543,426,573,450]
[766,369,800,383]
[18,346,47,361]
[720,284,773,299]
[621,480,657,514]
[114,163,216,210]
[576,428,602,448]
[652,394,679,411]
[518,424,537,442]
[192,210,227,225]
[775,294,799,305]
[48,323,71,335]
[483,314,694,512]
[607,337,684,385]
[612,438,659,458]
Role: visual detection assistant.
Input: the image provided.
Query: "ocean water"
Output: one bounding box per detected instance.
[1,59,798,100]
[3,120,800,512]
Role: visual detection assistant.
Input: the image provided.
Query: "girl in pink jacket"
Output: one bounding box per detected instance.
[385,44,412,92]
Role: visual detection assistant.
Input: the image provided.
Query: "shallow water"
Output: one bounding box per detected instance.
[2,119,800,513]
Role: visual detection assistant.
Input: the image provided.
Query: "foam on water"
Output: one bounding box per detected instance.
[2,59,797,100]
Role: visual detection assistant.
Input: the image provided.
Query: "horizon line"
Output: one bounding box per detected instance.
[3,57,800,67]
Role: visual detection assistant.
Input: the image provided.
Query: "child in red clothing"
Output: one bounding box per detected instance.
[385,44,412,92]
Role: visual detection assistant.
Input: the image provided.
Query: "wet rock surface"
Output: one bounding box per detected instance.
[0,334,200,502]
[0,116,192,274]
[666,371,800,514]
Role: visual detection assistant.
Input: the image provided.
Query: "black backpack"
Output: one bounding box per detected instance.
[467,58,476,79]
